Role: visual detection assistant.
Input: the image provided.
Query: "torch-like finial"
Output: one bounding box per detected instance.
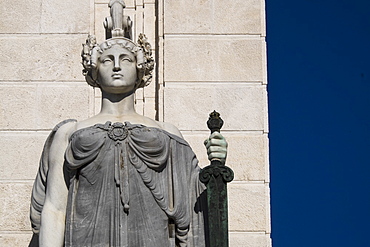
[207,110,224,133]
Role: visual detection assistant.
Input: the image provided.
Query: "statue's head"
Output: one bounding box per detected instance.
[82,35,154,91]
[81,1,154,91]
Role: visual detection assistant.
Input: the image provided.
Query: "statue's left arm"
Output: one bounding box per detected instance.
[40,122,76,246]
[30,120,76,246]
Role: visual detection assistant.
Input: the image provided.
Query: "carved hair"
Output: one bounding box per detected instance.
[81,34,155,89]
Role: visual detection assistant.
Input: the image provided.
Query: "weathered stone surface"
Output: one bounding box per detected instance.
[135,6,144,36]
[40,0,90,33]
[95,87,102,98]
[0,36,86,81]
[0,132,48,180]
[157,84,164,121]
[136,87,144,100]
[143,76,156,98]
[0,83,90,130]
[164,84,266,131]
[135,88,144,115]
[94,97,102,115]
[87,86,96,118]
[228,183,266,231]
[0,0,89,34]
[94,88,102,115]
[164,37,264,82]
[229,232,269,247]
[164,0,263,34]
[183,133,268,181]
[135,99,144,115]
[94,3,111,43]
[0,0,42,33]
[144,97,157,119]
[143,3,156,45]
[0,233,33,247]
[0,183,33,231]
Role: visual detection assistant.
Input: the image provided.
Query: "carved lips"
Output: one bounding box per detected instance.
[112,73,123,79]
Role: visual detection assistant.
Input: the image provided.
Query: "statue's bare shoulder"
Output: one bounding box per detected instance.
[50,121,77,153]
[57,120,77,138]
[46,121,77,204]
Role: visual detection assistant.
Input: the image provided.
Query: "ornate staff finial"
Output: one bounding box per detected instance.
[200,111,234,247]
[104,0,132,39]
[207,110,224,133]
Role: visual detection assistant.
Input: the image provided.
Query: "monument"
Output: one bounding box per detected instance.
[0,1,270,246]
[30,2,228,246]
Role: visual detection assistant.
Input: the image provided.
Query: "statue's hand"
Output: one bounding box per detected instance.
[204,132,228,164]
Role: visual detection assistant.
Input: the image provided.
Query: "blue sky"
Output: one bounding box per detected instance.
[267,0,370,246]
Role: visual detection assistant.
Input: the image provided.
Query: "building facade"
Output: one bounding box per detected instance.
[0,0,270,245]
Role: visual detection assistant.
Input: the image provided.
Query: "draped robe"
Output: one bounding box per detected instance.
[30,120,206,247]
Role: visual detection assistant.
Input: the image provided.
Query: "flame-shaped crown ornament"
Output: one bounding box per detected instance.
[81,0,154,88]
[104,0,132,39]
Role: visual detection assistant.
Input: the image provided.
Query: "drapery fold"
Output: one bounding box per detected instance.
[30,121,206,247]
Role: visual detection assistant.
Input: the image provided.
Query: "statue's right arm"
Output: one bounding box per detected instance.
[39,122,76,247]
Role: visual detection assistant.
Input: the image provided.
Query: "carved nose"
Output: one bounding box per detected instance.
[113,57,121,71]
[113,64,121,71]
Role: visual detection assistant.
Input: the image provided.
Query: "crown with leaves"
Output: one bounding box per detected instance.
[81,0,155,88]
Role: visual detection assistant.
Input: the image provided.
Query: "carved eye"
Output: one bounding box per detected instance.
[102,58,112,64]
[121,57,132,62]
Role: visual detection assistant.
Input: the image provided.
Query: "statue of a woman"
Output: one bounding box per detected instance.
[30,5,227,247]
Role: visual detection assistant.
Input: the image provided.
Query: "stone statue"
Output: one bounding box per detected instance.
[30,2,227,247]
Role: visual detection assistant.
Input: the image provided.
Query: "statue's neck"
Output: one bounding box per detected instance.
[99,90,137,116]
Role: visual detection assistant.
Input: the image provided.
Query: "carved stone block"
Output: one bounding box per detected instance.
[0,132,48,180]
[40,0,90,33]
[0,183,33,231]
[164,37,264,82]
[164,84,267,131]
[0,0,42,33]
[0,36,86,81]
[228,183,267,231]
[164,0,264,34]
[229,232,271,247]
[0,233,33,247]
[0,84,90,129]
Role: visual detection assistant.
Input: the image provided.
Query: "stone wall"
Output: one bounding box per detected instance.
[0,0,270,246]
[160,1,271,245]
[0,0,92,245]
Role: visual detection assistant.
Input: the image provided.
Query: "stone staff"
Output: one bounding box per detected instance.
[200,111,234,247]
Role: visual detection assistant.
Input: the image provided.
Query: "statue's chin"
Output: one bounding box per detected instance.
[100,85,136,96]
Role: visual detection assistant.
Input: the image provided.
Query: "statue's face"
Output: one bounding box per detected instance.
[97,45,137,94]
